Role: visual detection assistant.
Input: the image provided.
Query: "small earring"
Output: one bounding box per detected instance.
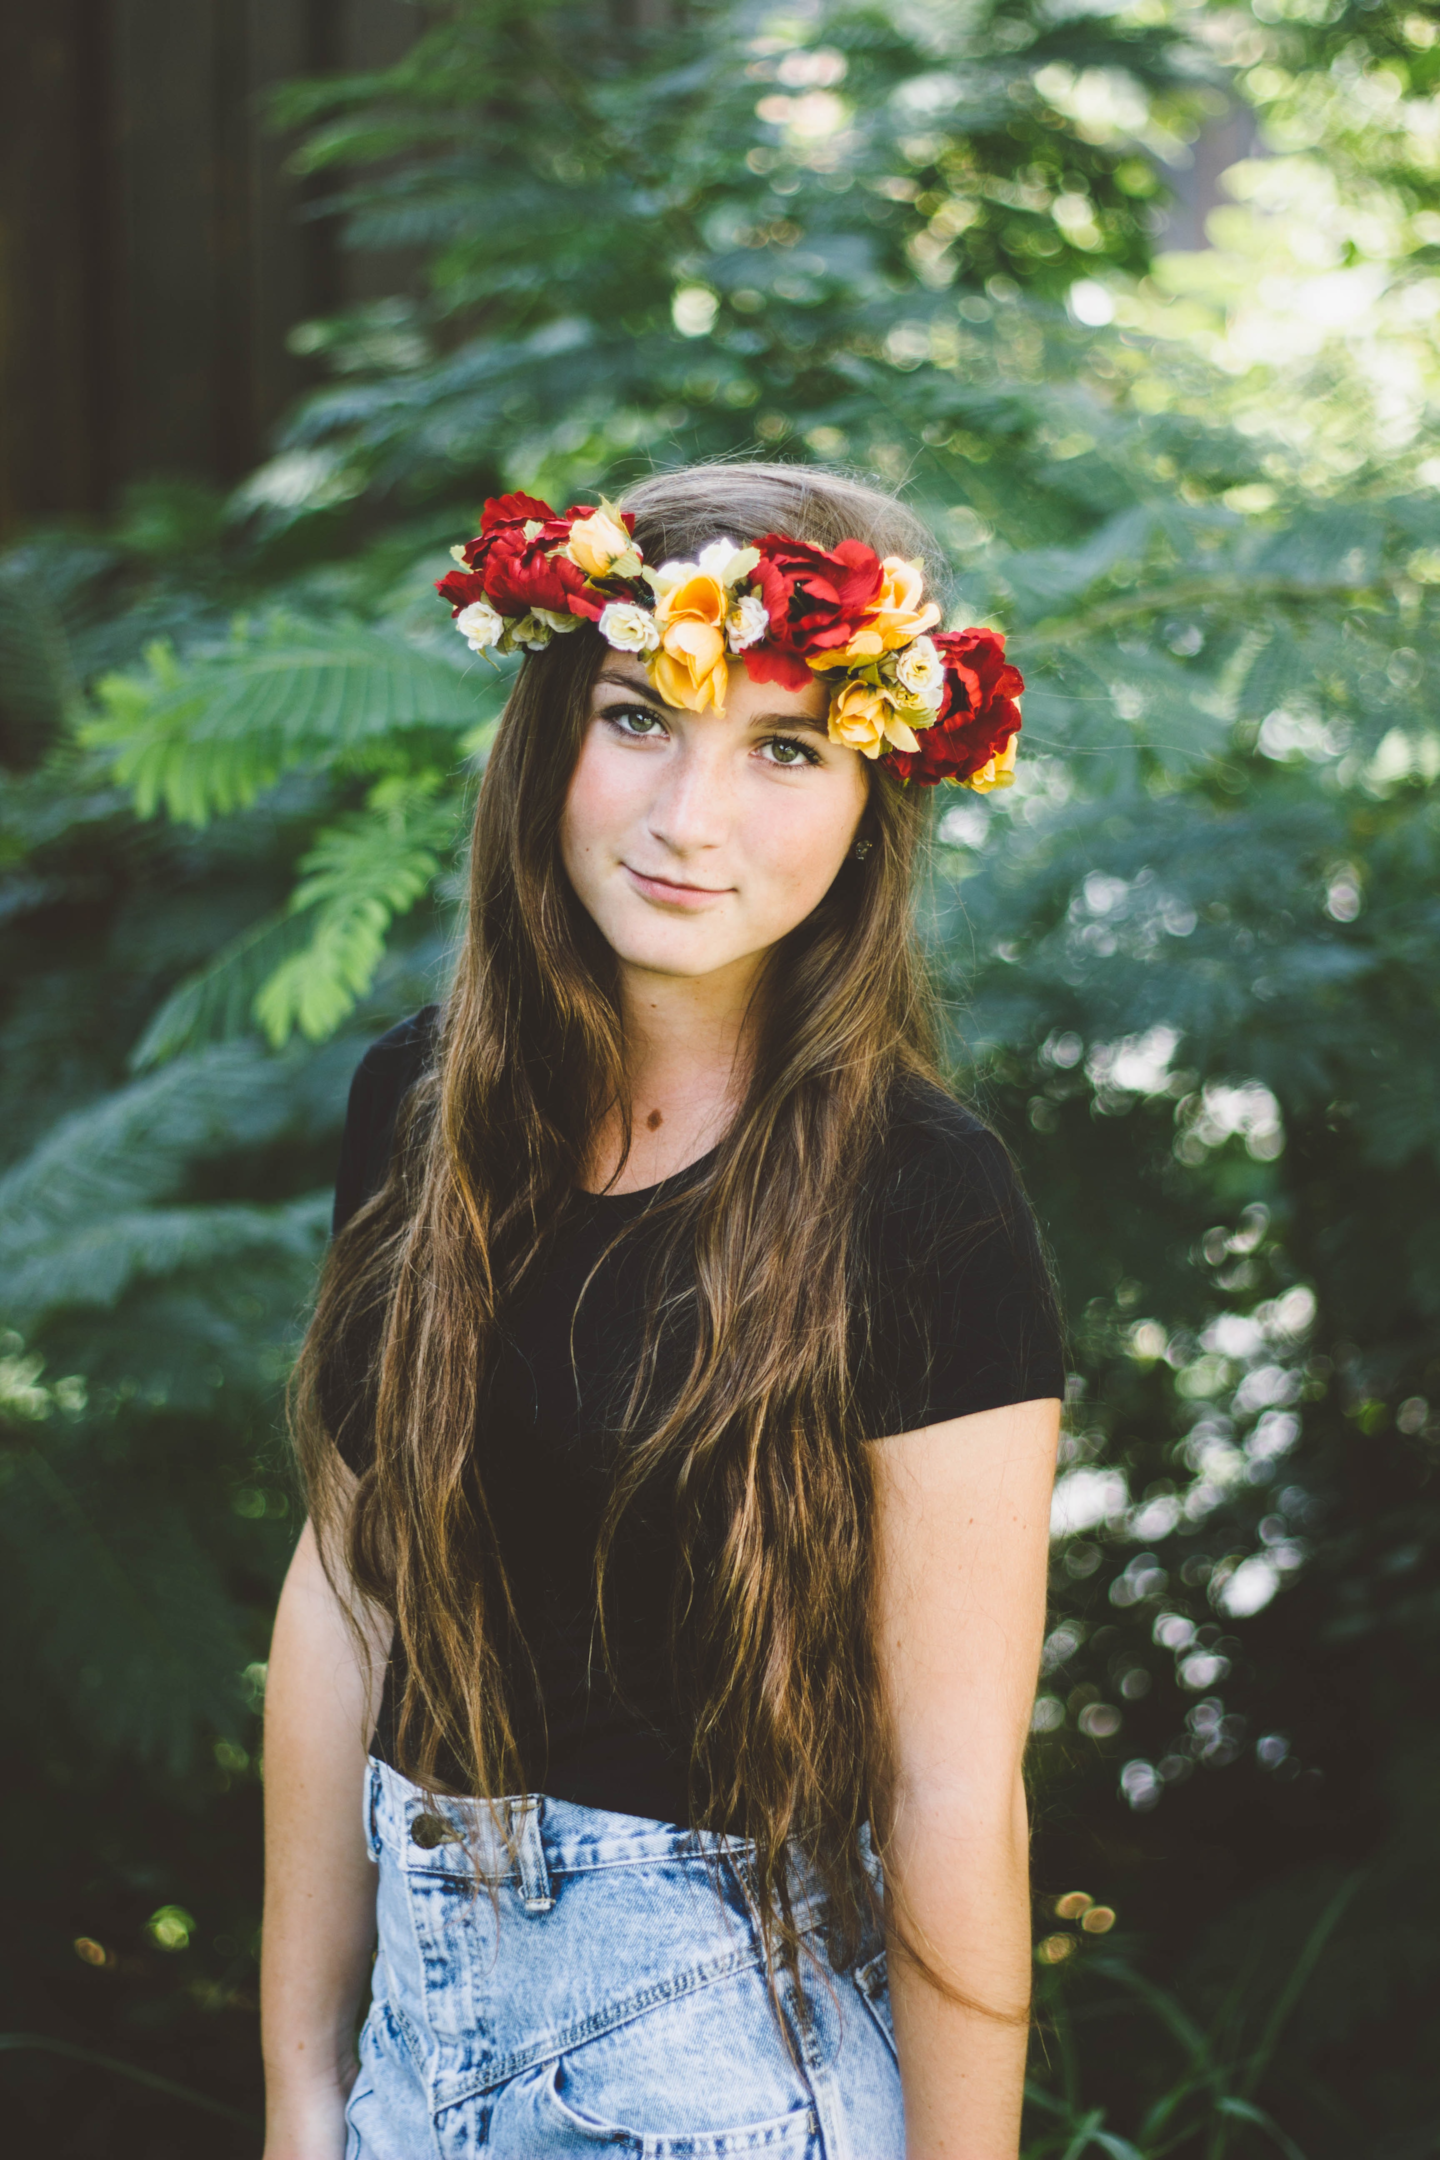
[853,837,873,860]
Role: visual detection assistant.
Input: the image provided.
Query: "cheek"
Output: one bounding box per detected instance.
[561,731,639,867]
[746,777,867,914]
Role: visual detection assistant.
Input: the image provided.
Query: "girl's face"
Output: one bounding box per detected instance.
[560,658,870,988]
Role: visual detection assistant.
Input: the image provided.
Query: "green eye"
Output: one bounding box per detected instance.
[762,734,820,768]
[604,703,667,736]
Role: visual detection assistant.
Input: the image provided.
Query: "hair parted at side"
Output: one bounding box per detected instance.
[292,460,957,1986]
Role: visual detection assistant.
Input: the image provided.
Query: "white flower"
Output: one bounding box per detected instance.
[892,634,946,709]
[726,593,770,652]
[454,600,505,653]
[599,601,661,653]
[532,608,582,634]
[696,536,760,586]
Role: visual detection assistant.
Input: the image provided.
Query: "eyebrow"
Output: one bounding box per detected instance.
[594,670,831,736]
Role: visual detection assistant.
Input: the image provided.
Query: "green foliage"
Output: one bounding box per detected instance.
[1,1048,309,1292]
[84,619,482,825]
[252,0,1217,528]
[2,1,1437,2149]
[255,773,462,1042]
[1023,1878,1367,2156]
[0,560,79,768]
[129,910,324,1071]
[0,1048,333,1770]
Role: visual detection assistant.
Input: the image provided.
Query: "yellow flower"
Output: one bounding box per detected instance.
[827,679,922,760]
[649,572,731,711]
[964,733,1019,792]
[565,506,642,580]
[816,556,942,668]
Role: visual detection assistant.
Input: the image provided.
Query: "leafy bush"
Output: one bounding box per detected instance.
[2,3,1436,2151]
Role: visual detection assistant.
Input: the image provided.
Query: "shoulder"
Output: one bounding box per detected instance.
[874,1074,1028,1230]
[865,1072,1059,1321]
[858,1075,1065,1433]
[332,1006,440,1235]
[352,1005,441,1095]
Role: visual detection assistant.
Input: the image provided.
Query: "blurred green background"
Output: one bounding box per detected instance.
[1,2,1437,2153]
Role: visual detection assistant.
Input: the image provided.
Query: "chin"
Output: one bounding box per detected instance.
[610,932,738,979]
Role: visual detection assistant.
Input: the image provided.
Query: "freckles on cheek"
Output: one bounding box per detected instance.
[566,736,639,855]
[759,800,860,909]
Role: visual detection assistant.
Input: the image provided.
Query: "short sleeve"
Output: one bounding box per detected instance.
[859,1085,1064,1438]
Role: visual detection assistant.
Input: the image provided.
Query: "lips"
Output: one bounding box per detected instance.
[623,865,733,905]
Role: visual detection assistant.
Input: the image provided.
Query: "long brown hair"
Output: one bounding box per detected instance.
[293,462,953,1980]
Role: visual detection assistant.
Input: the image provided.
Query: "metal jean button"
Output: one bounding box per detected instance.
[410,1811,463,1849]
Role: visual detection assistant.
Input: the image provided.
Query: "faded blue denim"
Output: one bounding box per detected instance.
[347,1756,905,2158]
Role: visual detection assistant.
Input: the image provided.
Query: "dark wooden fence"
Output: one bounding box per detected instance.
[0,0,420,537]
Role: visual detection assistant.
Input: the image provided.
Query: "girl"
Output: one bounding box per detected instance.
[261,462,1062,2159]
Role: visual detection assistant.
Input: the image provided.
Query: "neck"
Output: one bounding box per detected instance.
[584,952,764,1194]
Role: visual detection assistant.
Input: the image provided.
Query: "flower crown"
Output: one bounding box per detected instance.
[436,492,1022,789]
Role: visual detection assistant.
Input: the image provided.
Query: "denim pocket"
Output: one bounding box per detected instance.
[852,1950,898,2063]
[539,2058,818,2155]
[474,1957,822,2156]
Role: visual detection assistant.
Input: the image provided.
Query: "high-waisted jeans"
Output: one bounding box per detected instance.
[347,1757,905,2157]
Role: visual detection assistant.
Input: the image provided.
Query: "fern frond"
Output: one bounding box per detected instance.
[128,912,319,1070]
[0,1195,329,1331]
[254,774,460,1045]
[0,1047,299,1247]
[83,620,481,826]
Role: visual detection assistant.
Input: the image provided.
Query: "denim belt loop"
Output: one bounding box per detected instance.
[507,1796,554,1913]
[365,1758,384,1864]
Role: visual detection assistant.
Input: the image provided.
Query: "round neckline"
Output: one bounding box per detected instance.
[575,1143,720,1212]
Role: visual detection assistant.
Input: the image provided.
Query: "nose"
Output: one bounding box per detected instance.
[644,729,733,860]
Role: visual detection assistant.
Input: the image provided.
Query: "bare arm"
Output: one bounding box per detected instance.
[261,1517,393,2160]
[870,1397,1060,2160]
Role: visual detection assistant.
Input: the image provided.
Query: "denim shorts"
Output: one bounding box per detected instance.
[347,1756,905,2157]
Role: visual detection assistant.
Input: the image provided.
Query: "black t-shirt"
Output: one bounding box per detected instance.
[331,1008,1063,1825]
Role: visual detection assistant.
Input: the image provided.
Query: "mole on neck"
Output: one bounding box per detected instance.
[645,1109,663,1131]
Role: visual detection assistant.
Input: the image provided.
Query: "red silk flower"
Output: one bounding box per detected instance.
[745,535,885,689]
[884,629,1024,785]
[446,492,560,584]
[435,492,604,622]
